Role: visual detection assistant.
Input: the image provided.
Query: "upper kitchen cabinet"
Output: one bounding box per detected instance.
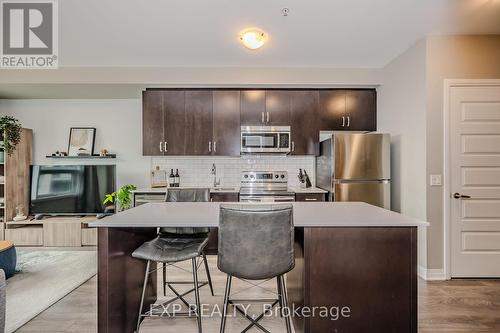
[162,90,186,155]
[345,89,377,131]
[184,90,213,155]
[142,90,164,155]
[319,90,347,131]
[265,90,291,125]
[240,90,266,126]
[212,90,241,156]
[142,90,187,155]
[290,90,320,155]
[319,89,377,131]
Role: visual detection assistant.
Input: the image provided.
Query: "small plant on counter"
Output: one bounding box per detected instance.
[103,184,137,211]
[0,116,22,155]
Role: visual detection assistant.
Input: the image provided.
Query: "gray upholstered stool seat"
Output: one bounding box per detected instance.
[132,235,209,263]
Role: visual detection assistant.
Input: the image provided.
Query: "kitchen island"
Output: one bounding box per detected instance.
[90,202,427,333]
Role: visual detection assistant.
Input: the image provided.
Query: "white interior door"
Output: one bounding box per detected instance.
[450,84,500,277]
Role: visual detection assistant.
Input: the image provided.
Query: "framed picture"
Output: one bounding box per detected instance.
[68,127,96,156]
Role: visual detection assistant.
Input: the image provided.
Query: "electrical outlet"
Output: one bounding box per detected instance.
[430,174,442,186]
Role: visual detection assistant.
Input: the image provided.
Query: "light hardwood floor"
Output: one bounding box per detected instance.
[16,256,500,333]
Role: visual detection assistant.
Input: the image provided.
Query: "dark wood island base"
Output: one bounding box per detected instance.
[97,226,417,333]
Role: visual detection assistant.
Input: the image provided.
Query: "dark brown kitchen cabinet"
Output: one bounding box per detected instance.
[295,192,325,202]
[184,90,213,155]
[142,90,185,155]
[319,89,377,132]
[206,191,239,254]
[240,90,266,126]
[290,91,320,155]
[209,192,239,202]
[265,90,291,125]
[142,90,164,155]
[162,90,186,155]
[345,89,376,131]
[319,90,346,131]
[212,91,241,156]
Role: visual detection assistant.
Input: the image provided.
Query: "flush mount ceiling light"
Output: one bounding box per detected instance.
[239,29,267,50]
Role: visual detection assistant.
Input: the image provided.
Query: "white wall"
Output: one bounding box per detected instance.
[0,99,151,188]
[378,39,427,269]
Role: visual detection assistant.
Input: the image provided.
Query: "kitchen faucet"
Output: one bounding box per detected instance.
[211,163,220,188]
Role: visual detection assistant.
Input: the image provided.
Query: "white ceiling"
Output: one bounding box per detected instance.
[58,0,500,68]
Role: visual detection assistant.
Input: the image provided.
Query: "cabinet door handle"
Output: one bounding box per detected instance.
[159,141,163,153]
[261,112,265,123]
[347,116,350,127]
[267,111,270,123]
[164,141,168,152]
[208,141,212,152]
[342,116,345,127]
[291,141,295,152]
[213,141,217,153]
[305,198,318,201]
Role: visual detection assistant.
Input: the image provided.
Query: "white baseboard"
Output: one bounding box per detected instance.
[418,266,447,281]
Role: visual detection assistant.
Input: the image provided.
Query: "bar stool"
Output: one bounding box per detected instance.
[218,204,294,333]
[132,188,214,333]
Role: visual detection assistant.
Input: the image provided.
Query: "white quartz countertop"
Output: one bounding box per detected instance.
[90,202,428,228]
[133,187,326,194]
[133,187,240,193]
[288,187,328,194]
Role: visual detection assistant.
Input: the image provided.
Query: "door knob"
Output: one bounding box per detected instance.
[453,192,471,199]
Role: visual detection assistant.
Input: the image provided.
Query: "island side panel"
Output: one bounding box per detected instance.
[303,227,417,333]
[287,228,306,333]
[98,227,158,333]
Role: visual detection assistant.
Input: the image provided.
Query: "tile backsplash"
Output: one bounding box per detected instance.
[151,156,315,188]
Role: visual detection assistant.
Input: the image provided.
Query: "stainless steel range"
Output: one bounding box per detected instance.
[239,171,295,203]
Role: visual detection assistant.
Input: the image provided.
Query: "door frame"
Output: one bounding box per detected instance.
[443,79,500,279]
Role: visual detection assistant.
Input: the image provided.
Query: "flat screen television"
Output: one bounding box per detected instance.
[30,165,116,215]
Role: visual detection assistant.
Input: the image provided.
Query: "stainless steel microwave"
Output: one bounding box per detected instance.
[240,126,291,154]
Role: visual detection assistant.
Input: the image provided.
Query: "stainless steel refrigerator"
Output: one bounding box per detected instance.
[316,133,391,209]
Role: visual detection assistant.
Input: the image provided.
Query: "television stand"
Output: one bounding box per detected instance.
[4,216,97,247]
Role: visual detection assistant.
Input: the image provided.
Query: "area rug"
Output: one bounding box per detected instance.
[5,249,97,333]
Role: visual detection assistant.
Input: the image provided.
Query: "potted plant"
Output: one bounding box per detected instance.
[0,116,22,160]
[103,184,137,212]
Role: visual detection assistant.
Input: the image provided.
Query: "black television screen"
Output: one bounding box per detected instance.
[30,165,116,215]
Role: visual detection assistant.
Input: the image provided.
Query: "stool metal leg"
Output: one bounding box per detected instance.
[220,275,232,333]
[279,275,292,333]
[192,258,203,333]
[276,277,284,318]
[162,262,167,296]
[136,260,151,333]
[203,253,215,296]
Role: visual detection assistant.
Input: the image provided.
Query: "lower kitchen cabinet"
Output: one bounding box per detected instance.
[207,192,239,254]
[295,193,326,202]
[209,192,239,202]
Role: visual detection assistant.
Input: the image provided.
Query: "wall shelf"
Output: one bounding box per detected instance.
[45,154,116,159]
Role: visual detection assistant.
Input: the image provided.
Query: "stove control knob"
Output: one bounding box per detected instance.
[244,175,248,179]
[275,174,279,179]
[281,174,285,179]
[250,175,255,179]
